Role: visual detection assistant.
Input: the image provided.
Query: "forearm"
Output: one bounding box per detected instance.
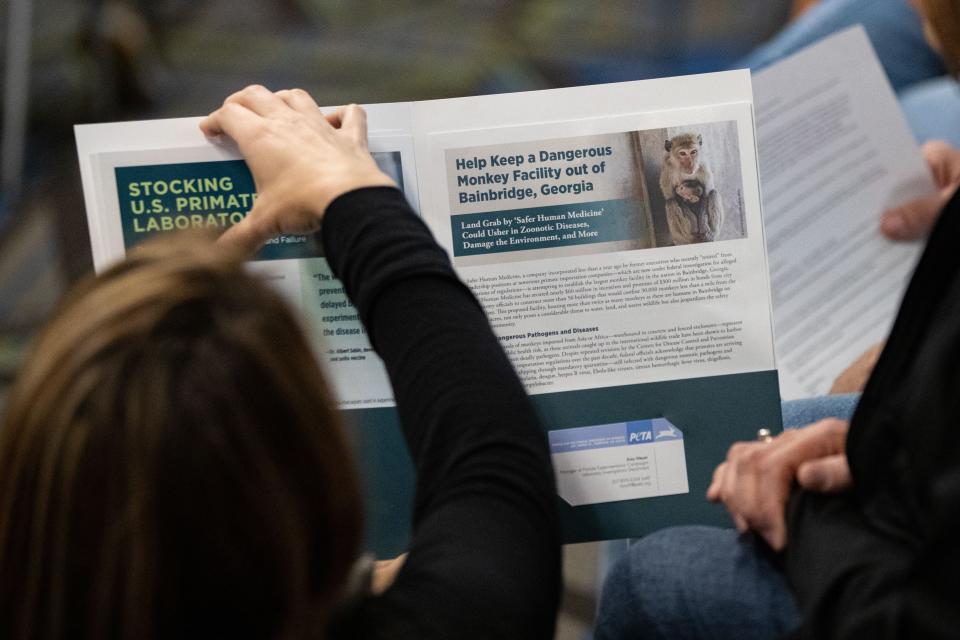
[320,187,551,487]
[321,186,560,638]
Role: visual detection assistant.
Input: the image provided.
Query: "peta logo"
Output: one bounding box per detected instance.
[628,429,652,443]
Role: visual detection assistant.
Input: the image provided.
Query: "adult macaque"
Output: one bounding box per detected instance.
[659,133,724,244]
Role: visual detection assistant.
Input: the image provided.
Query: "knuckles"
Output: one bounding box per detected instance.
[752,453,779,479]
[224,84,270,107]
[725,441,779,480]
[221,102,245,117]
[812,418,848,440]
[243,84,270,97]
[726,442,751,460]
[345,103,367,120]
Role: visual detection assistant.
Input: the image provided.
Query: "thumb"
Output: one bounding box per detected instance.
[796,455,851,493]
[216,202,275,256]
[880,192,946,241]
[920,140,960,188]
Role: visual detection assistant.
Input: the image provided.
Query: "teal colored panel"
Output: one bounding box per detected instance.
[347,369,781,556]
[114,161,322,261]
[535,370,782,542]
[451,198,641,257]
[342,407,415,557]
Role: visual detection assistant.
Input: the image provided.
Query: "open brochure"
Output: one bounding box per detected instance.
[77,71,781,553]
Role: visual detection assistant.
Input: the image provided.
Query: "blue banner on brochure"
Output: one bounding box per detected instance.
[550,418,689,507]
[548,418,683,454]
[450,198,637,257]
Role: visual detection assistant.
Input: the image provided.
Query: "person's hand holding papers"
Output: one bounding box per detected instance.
[829,342,884,393]
[706,419,852,551]
[881,140,960,240]
[831,142,960,394]
[200,85,395,254]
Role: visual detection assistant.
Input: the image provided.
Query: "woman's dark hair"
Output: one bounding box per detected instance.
[0,233,363,639]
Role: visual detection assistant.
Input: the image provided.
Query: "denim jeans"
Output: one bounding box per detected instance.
[899,78,960,149]
[738,0,943,92]
[739,0,960,146]
[594,394,860,640]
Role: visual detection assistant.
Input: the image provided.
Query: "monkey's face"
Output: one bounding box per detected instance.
[676,147,699,174]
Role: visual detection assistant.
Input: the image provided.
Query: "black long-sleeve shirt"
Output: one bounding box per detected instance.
[786,191,960,638]
[320,187,561,639]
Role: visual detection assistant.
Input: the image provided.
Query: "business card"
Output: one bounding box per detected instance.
[550,418,689,506]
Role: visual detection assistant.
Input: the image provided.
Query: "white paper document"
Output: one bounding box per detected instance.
[754,26,934,399]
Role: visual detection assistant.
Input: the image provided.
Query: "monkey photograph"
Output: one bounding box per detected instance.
[658,132,725,245]
[452,120,745,268]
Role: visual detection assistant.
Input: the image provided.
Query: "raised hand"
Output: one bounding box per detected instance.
[200,85,396,254]
[880,140,960,241]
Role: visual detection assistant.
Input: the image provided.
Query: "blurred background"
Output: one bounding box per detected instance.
[1,1,800,637]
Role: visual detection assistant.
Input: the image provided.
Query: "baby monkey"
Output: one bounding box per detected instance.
[659,133,724,244]
[675,179,705,204]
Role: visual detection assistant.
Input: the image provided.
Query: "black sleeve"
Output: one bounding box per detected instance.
[320,187,561,640]
[786,488,960,640]
[785,194,960,640]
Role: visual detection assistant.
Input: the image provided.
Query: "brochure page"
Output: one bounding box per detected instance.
[411,75,780,541]
[77,110,419,410]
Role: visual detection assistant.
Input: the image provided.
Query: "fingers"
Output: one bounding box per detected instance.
[723,440,789,549]
[829,342,884,394]
[732,513,748,533]
[797,454,852,493]
[706,462,726,501]
[324,104,347,128]
[202,88,369,148]
[707,420,849,550]
[881,139,960,240]
[200,87,379,248]
[200,85,310,139]
[276,88,320,114]
[326,104,369,148]
[372,553,408,595]
[920,140,960,188]
[200,101,262,140]
[761,419,847,470]
[755,515,787,550]
[215,200,283,256]
[880,192,947,240]
[223,84,291,118]
[275,89,331,135]
[707,462,747,532]
[709,442,786,547]
[216,219,262,256]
